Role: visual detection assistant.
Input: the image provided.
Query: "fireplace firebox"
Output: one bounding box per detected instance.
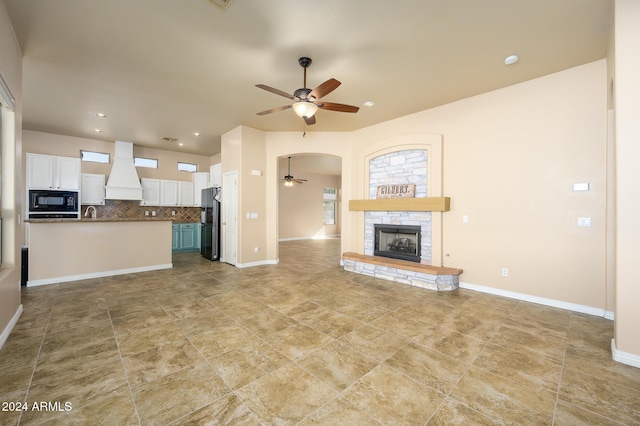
[374,224,421,263]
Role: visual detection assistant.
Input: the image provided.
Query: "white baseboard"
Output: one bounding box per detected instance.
[611,339,640,368]
[279,235,341,242]
[26,263,173,287]
[236,259,279,268]
[0,304,23,350]
[459,281,615,319]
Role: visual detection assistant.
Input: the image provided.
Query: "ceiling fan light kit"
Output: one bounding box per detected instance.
[292,101,318,118]
[256,57,359,125]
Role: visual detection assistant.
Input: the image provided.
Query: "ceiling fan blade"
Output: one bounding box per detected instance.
[304,115,316,125]
[256,105,292,115]
[318,102,359,113]
[255,84,295,100]
[309,78,341,100]
[293,179,308,183]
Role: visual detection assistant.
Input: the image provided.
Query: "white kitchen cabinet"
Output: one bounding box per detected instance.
[81,173,106,205]
[192,172,210,207]
[27,153,81,190]
[161,180,179,206]
[179,181,194,206]
[140,178,161,206]
[140,178,195,206]
[209,164,222,187]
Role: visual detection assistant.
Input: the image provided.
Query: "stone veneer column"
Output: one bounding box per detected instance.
[364,149,431,264]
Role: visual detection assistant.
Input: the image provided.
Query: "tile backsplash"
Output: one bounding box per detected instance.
[81,200,201,223]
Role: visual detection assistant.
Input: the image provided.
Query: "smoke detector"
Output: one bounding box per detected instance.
[206,0,235,10]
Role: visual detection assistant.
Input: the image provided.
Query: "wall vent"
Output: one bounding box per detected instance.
[207,0,235,11]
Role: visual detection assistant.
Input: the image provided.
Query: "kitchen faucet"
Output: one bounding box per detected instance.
[84,205,97,219]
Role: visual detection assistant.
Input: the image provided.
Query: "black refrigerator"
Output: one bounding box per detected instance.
[201,187,221,260]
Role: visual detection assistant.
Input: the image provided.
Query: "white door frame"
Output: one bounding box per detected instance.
[222,170,238,266]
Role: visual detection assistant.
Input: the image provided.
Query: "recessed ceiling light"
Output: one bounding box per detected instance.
[93,128,102,133]
[193,132,200,136]
[179,143,184,146]
[363,100,375,107]
[95,113,107,118]
[504,54,519,65]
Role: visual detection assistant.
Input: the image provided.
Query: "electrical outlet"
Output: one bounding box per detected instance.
[463,215,469,223]
[144,211,149,216]
[501,268,509,277]
[151,211,156,217]
[254,246,259,253]
[171,211,176,216]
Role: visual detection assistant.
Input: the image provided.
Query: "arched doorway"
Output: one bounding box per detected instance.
[276,153,342,265]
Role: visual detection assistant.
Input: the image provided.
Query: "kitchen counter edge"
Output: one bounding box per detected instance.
[25,218,175,223]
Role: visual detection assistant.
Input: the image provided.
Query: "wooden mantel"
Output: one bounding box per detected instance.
[349,197,450,212]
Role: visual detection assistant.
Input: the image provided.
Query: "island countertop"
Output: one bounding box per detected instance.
[25,217,174,223]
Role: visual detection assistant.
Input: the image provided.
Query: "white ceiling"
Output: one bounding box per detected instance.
[5,0,612,157]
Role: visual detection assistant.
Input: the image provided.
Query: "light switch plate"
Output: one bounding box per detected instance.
[572,183,590,191]
[577,217,592,227]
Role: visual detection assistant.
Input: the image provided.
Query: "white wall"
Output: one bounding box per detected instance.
[278,167,341,240]
[349,60,608,312]
[0,0,23,348]
[613,0,640,360]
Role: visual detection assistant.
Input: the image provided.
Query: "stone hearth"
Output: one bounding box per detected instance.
[342,252,462,291]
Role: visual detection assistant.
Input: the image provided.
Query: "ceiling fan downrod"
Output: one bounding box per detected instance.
[299,57,311,88]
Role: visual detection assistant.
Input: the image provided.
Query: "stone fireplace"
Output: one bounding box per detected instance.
[364,149,431,264]
[344,136,462,291]
[374,224,421,262]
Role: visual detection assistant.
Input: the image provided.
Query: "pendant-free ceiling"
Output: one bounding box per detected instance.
[256,57,359,125]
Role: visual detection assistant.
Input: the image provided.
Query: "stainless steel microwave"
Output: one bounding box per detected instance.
[28,190,80,219]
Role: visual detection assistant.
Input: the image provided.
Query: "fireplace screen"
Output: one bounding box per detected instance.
[374,224,421,262]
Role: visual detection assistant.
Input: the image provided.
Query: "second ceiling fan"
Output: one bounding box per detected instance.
[256,57,359,125]
[280,157,307,187]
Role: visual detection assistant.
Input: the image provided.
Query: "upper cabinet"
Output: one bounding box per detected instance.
[140,178,195,207]
[161,180,179,206]
[210,164,221,187]
[27,153,81,190]
[140,178,161,206]
[81,173,106,205]
[192,172,210,207]
[179,181,194,206]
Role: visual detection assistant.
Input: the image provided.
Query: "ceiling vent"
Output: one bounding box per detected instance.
[206,0,235,11]
[161,137,178,143]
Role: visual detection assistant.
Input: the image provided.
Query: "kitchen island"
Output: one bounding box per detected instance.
[26,218,172,286]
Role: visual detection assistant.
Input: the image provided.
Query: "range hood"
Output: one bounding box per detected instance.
[105,141,143,200]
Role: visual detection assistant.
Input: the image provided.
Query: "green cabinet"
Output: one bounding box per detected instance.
[172,223,200,252]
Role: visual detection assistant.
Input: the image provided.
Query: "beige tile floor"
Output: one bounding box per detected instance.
[1,239,639,425]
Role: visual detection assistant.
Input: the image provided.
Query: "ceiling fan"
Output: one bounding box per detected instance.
[256,57,359,125]
[280,157,307,187]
